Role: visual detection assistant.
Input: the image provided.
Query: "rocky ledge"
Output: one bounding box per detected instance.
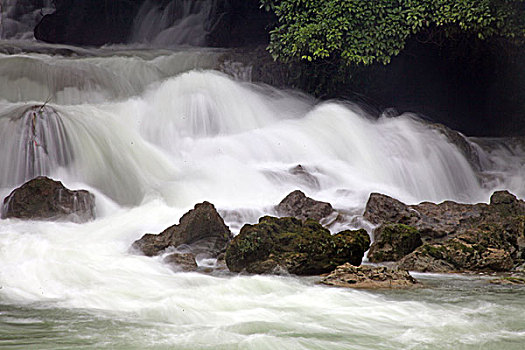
[364,190,525,273]
[1,176,95,223]
[225,216,370,275]
[321,263,418,289]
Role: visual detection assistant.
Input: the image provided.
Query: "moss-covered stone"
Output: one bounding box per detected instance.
[366,190,525,272]
[368,224,422,262]
[400,234,514,272]
[225,216,370,275]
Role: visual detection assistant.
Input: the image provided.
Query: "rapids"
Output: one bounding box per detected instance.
[0,7,525,348]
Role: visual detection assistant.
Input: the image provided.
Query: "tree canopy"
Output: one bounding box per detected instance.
[261,0,525,65]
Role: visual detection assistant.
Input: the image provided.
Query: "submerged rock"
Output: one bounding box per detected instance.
[321,263,418,289]
[163,252,199,272]
[132,201,233,259]
[1,176,95,222]
[490,275,525,285]
[363,190,525,272]
[225,216,370,275]
[276,190,335,223]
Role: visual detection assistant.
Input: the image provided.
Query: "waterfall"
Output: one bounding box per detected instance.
[0,0,54,40]
[0,104,72,187]
[130,0,226,47]
[1,13,525,349]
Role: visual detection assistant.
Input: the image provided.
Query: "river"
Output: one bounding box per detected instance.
[1,2,525,349]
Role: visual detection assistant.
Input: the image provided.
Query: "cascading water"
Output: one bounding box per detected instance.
[0,0,54,40]
[1,3,525,350]
[131,0,225,47]
[0,104,72,188]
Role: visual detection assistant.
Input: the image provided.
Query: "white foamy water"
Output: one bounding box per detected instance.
[131,0,224,47]
[0,41,524,349]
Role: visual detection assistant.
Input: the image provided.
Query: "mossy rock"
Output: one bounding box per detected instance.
[400,236,514,272]
[225,216,370,275]
[368,224,422,262]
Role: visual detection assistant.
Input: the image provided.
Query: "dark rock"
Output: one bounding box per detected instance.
[131,202,232,258]
[363,191,525,272]
[363,193,420,227]
[399,225,518,272]
[225,216,370,275]
[276,190,335,223]
[34,0,271,48]
[321,263,418,289]
[1,176,95,222]
[490,190,525,216]
[368,224,423,262]
[35,0,143,46]
[163,253,198,272]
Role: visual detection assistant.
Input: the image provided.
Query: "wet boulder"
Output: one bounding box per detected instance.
[363,191,525,272]
[225,216,370,275]
[321,263,418,289]
[132,201,233,259]
[368,224,423,263]
[363,193,421,227]
[399,223,519,273]
[1,176,95,222]
[276,190,336,223]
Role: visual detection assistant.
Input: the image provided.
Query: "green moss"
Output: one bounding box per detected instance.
[369,224,422,262]
[422,244,447,259]
[226,216,370,275]
[450,240,476,255]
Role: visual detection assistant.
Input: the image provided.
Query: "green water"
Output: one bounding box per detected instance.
[1,274,524,350]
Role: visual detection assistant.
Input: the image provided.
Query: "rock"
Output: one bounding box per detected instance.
[368,224,423,262]
[321,263,418,289]
[131,202,232,258]
[163,253,198,272]
[225,216,370,275]
[399,227,516,273]
[429,122,482,171]
[363,191,525,272]
[1,176,95,222]
[289,165,320,189]
[276,190,335,223]
[363,193,420,227]
[34,0,271,48]
[490,275,525,285]
[490,190,525,216]
[34,0,143,46]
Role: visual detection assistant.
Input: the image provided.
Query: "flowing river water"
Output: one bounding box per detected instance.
[1,5,525,348]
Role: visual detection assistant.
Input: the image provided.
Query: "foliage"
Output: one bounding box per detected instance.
[261,0,525,66]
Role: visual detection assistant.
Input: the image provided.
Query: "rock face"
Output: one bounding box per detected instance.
[321,263,418,289]
[225,216,370,275]
[132,202,233,260]
[35,0,143,46]
[368,224,423,263]
[34,0,271,48]
[363,191,525,272]
[1,176,95,222]
[276,190,335,223]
